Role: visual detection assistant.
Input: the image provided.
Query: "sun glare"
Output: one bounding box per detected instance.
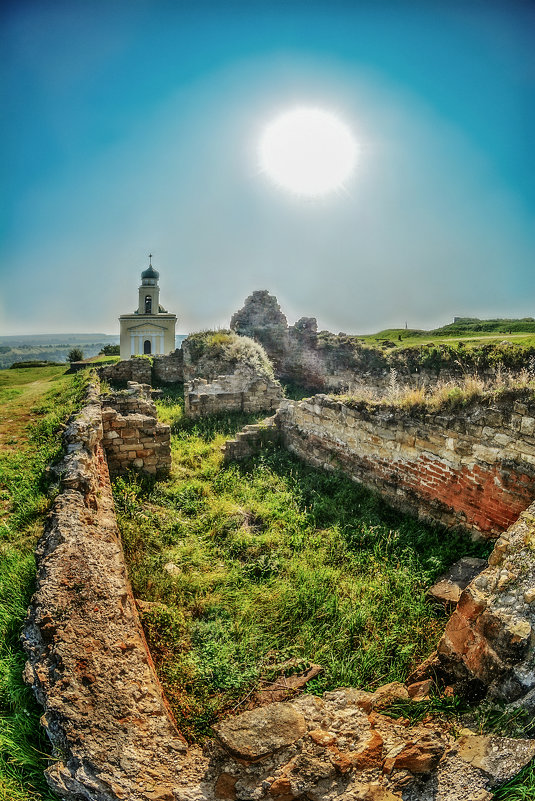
[259,107,358,197]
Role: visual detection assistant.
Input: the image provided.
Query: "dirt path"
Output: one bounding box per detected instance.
[0,367,70,452]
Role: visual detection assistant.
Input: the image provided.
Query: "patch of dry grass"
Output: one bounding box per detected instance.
[338,370,535,413]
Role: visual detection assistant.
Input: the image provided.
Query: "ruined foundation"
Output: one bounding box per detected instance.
[22,382,535,800]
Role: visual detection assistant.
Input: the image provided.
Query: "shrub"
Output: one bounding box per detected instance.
[67,347,84,362]
[99,344,120,356]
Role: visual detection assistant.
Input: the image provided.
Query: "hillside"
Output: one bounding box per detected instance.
[360,317,535,349]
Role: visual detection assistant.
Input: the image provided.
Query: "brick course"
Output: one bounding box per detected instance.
[101,381,171,476]
[275,392,535,537]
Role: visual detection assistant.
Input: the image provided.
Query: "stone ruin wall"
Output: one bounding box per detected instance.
[153,349,184,383]
[230,290,532,394]
[436,503,535,713]
[100,356,153,385]
[185,370,283,418]
[275,393,535,538]
[21,382,190,800]
[100,347,283,421]
[102,381,171,477]
[21,381,535,800]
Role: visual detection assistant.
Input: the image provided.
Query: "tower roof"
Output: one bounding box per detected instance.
[141,264,159,281]
[141,253,159,282]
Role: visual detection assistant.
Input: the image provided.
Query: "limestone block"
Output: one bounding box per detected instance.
[214,703,307,760]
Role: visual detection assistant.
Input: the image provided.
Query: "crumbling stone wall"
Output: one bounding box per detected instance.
[275,392,535,537]
[153,348,184,383]
[223,416,279,462]
[181,330,274,384]
[230,291,535,394]
[185,368,283,418]
[230,290,289,372]
[437,501,535,711]
[102,381,171,476]
[100,356,152,385]
[21,383,191,800]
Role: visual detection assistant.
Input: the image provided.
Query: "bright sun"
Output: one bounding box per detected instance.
[259,107,358,197]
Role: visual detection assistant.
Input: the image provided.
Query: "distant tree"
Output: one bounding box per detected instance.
[99,344,120,355]
[68,347,84,362]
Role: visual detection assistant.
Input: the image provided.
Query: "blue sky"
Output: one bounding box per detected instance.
[1,0,534,335]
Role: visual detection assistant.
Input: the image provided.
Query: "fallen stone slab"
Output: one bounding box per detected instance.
[455,734,535,785]
[427,557,488,607]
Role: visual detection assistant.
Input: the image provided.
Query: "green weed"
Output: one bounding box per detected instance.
[0,367,87,800]
[115,390,491,744]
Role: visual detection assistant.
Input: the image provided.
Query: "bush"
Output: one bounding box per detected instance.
[99,344,120,356]
[67,347,84,362]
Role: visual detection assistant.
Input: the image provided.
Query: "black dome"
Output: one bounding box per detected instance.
[141,264,159,281]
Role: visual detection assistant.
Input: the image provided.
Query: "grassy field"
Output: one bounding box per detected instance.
[359,318,535,350]
[114,387,491,743]
[0,365,85,801]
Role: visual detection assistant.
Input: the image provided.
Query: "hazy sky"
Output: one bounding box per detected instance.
[1,0,534,335]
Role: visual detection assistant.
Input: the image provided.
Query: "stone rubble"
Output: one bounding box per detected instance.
[437,501,535,710]
[427,557,488,607]
[204,689,535,801]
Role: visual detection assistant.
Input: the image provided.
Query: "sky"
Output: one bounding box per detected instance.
[1,0,534,335]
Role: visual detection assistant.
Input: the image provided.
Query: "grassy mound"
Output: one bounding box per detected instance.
[183,330,275,380]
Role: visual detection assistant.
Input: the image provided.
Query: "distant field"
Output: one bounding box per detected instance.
[359,318,535,350]
[0,334,187,369]
[0,365,73,451]
[0,344,114,369]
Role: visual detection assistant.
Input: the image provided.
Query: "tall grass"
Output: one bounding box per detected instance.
[115,394,491,743]
[0,369,87,800]
[340,370,535,412]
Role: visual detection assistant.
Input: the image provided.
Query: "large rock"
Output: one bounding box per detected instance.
[437,503,535,708]
[213,702,307,760]
[427,557,488,606]
[455,734,535,785]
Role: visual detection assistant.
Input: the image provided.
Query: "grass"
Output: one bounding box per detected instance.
[0,366,75,454]
[0,365,87,800]
[114,387,491,744]
[0,365,532,798]
[359,318,535,351]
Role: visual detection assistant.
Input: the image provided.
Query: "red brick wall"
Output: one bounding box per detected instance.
[277,394,535,537]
